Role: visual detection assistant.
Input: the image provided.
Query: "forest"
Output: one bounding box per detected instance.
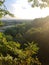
[0,0,49,65]
[0,19,42,65]
[0,16,49,65]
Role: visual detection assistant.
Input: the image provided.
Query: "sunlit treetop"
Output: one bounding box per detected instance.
[28,0,49,8]
[0,0,14,18]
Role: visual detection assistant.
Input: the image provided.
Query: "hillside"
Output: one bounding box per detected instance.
[0,16,49,65]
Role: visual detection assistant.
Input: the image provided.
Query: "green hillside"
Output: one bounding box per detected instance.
[0,16,49,65]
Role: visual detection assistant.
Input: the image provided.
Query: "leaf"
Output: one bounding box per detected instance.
[28,0,33,2]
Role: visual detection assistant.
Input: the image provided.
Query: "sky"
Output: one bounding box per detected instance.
[4,0,49,19]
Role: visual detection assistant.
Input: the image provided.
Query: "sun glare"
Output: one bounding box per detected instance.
[4,0,49,19]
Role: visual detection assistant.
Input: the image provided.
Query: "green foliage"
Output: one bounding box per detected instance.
[0,0,42,64]
[0,0,14,18]
[3,17,49,65]
[5,35,13,41]
[0,0,5,6]
[0,21,4,26]
[0,31,41,65]
[28,0,33,2]
[28,0,49,8]
[0,54,41,65]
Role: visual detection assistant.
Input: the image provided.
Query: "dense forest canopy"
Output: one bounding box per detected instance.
[0,0,42,65]
[2,16,49,65]
[0,22,42,65]
[0,0,49,65]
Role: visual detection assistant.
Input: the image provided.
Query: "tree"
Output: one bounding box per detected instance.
[28,0,49,8]
[0,33,41,65]
[0,0,41,65]
[0,0,14,18]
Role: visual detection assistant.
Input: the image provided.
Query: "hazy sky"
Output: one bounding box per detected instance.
[4,0,49,19]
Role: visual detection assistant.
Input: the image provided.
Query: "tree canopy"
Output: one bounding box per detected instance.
[0,0,14,18]
[28,0,49,8]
